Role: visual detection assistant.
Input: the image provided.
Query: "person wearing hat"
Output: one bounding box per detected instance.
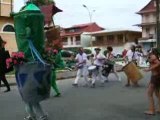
[0,36,10,92]
[91,47,105,87]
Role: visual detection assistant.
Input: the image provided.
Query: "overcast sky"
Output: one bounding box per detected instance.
[14,0,150,30]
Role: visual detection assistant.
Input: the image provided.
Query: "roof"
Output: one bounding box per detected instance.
[61,22,104,37]
[87,28,141,35]
[64,22,104,30]
[40,4,62,25]
[135,22,156,27]
[137,0,156,14]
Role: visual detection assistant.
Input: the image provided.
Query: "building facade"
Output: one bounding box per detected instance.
[87,29,142,54]
[61,22,104,48]
[136,0,157,50]
[0,0,17,52]
[91,29,141,47]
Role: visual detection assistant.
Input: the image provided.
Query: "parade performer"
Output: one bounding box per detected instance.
[124,45,139,87]
[91,48,105,88]
[51,51,64,97]
[103,46,121,82]
[72,47,89,87]
[44,47,65,97]
[13,1,59,120]
[144,50,160,115]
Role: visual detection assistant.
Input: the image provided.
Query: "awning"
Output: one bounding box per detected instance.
[139,39,156,43]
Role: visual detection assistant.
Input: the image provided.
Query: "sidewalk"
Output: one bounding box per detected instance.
[5,71,77,86]
[4,64,124,86]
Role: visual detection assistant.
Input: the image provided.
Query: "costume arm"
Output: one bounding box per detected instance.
[54,52,65,69]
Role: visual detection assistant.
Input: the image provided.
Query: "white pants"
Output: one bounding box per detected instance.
[74,66,89,84]
[91,66,104,84]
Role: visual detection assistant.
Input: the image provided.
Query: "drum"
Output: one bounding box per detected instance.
[88,65,98,75]
[88,65,97,72]
[122,62,143,83]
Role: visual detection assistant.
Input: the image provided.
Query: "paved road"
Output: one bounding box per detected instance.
[0,71,159,120]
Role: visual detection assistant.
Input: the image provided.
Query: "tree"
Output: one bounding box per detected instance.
[27,0,54,6]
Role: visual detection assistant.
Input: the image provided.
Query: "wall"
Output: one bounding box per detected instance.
[0,0,13,17]
[0,32,17,53]
[142,13,156,24]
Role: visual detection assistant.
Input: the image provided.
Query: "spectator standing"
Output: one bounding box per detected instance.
[0,36,10,92]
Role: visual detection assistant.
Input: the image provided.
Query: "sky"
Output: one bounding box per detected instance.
[14,0,150,30]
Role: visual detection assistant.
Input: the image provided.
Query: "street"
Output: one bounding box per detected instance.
[0,71,160,120]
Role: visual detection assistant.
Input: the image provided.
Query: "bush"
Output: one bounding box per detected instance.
[103,50,107,56]
[61,50,74,58]
[84,49,92,55]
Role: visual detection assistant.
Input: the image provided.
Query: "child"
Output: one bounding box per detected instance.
[144,51,160,115]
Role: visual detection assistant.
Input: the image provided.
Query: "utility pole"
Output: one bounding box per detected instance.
[82,4,95,49]
[156,0,160,48]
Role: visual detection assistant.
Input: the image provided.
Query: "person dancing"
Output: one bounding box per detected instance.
[144,50,160,115]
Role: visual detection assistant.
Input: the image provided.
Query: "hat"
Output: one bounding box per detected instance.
[94,47,101,51]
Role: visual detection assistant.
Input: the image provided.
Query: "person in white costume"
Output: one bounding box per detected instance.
[91,48,105,87]
[72,48,89,87]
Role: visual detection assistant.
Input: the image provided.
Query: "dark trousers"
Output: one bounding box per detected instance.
[102,64,113,77]
[0,74,10,90]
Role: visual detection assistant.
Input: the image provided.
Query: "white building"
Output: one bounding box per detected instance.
[136,0,157,50]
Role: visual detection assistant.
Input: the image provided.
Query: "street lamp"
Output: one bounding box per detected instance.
[82,4,95,49]
[82,4,95,24]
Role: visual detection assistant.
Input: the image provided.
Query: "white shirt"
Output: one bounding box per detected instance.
[126,50,139,62]
[93,53,105,66]
[75,53,88,66]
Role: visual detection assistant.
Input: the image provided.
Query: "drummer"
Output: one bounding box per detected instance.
[104,46,121,82]
[91,47,106,88]
[124,45,139,87]
[72,47,89,87]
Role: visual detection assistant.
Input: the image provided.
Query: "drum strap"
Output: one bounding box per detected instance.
[132,52,135,60]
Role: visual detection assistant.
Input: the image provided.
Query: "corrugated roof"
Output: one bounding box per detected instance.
[137,0,156,14]
[88,28,141,35]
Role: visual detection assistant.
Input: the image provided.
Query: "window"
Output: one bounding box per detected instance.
[62,37,68,45]
[117,34,123,44]
[68,28,80,32]
[76,36,80,41]
[3,25,14,32]
[145,28,150,33]
[107,35,114,40]
[117,34,123,41]
[97,36,103,41]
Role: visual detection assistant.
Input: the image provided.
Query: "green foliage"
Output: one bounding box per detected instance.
[103,50,108,56]
[61,50,74,58]
[83,49,92,55]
